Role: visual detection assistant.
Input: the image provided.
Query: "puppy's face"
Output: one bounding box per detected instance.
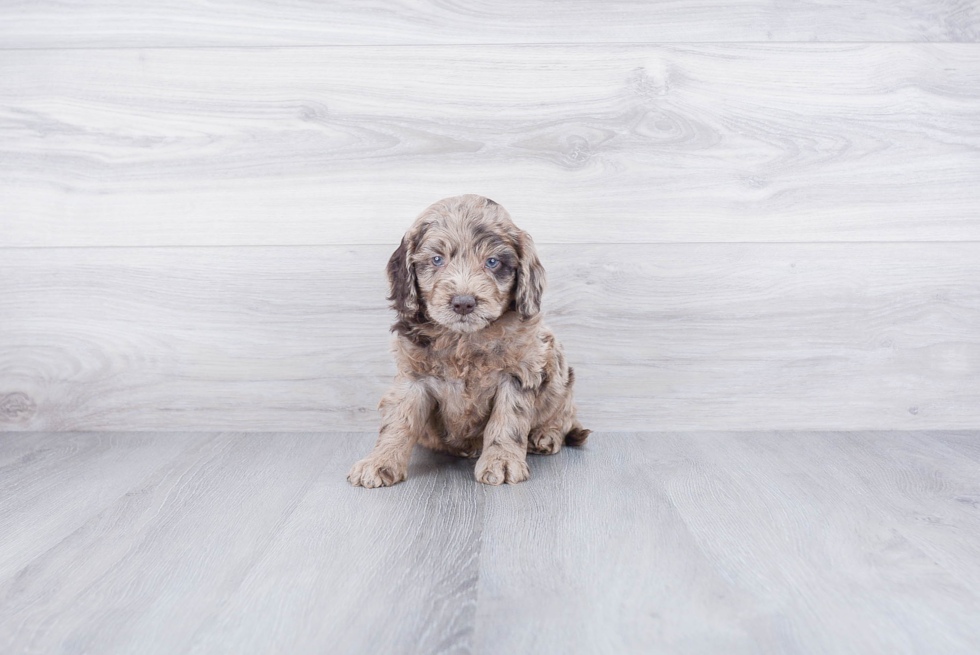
[387,195,545,335]
[413,222,518,332]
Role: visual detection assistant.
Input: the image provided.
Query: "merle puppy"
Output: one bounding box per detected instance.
[348,194,589,487]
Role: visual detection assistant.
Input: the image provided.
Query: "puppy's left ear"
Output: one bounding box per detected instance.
[386,235,420,322]
[514,231,546,320]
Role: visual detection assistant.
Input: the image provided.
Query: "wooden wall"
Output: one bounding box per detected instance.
[2,3,978,431]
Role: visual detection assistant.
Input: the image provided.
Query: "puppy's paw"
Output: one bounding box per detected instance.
[528,430,562,455]
[475,451,530,486]
[347,456,406,488]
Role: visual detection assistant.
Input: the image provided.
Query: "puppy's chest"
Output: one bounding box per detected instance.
[427,375,495,429]
[426,345,507,379]
[423,346,504,404]
[420,343,509,432]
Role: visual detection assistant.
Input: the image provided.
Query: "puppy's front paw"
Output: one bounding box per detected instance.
[475,451,530,486]
[347,456,406,488]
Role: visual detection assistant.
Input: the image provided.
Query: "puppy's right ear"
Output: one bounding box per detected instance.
[386,235,419,322]
[514,230,546,321]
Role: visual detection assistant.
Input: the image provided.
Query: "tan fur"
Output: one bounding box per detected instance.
[348,194,590,487]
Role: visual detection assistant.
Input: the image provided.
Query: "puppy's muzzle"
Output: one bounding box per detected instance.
[451,295,477,315]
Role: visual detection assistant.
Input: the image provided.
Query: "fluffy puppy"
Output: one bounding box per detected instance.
[348,194,589,487]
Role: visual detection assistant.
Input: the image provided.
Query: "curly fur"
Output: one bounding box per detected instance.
[348,194,589,487]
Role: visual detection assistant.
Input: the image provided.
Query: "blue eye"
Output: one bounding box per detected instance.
[486,257,499,269]
[432,256,445,267]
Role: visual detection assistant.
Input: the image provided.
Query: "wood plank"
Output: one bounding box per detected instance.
[803,431,980,592]
[930,430,980,462]
[184,435,481,655]
[0,432,481,655]
[0,433,338,653]
[474,435,766,653]
[0,432,199,580]
[0,1,977,47]
[3,44,980,246]
[1,243,977,432]
[476,432,980,653]
[3,432,980,653]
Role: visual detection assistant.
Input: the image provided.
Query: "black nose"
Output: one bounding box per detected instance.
[451,295,477,315]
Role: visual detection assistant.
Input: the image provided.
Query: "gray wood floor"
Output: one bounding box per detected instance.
[2,431,979,654]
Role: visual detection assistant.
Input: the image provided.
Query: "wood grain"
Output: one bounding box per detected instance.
[3,45,979,247]
[183,435,481,655]
[0,1,977,47]
[476,432,980,653]
[0,432,198,580]
[2,431,980,653]
[1,243,977,432]
[0,433,480,654]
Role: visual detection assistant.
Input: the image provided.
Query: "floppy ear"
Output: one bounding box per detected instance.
[514,231,546,320]
[386,235,420,322]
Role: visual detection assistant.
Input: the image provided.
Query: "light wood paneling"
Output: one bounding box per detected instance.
[0,1,977,47]
[3,45,979,247]
[2,431,980,653]
[2,243,977,432]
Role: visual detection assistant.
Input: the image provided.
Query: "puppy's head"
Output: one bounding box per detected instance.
[387,194,545,334]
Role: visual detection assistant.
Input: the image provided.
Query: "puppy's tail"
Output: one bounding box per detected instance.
[564,426,591,447]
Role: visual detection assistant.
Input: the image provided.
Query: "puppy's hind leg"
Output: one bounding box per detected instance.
[348,381,433,488]
[564,422,591,447]
[529,417,590,453]
[528,422,565,455]
[529,379,589,454]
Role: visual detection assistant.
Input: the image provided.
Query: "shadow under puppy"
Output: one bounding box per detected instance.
[349,194,590,487]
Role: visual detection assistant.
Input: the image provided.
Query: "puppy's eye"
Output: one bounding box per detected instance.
[432,256,445,267]
[486,257,499,269]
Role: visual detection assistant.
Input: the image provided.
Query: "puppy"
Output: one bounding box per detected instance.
[348,194,589,487]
